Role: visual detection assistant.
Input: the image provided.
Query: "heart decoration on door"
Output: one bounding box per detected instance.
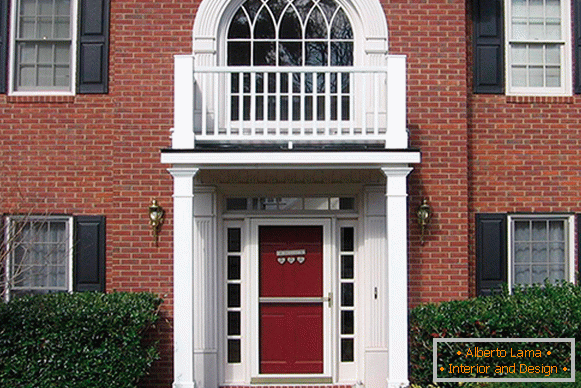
[277,257,286,264]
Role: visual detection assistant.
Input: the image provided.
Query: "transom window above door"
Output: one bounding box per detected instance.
[227,0,353,67]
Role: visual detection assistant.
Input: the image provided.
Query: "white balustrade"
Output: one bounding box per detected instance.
[172,55,407,148]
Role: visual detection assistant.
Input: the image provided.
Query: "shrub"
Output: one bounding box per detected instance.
[0,292,162,388]
[409,282,581,387]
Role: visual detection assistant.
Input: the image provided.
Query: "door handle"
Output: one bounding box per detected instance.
[323,292,333,308]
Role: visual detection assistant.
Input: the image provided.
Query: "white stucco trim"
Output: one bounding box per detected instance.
[161,151,420,169]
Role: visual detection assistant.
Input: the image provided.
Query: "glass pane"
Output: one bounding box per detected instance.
[546,0,560,18]
[228,42,251,66]
[254,8,275,39]
[306,7,327,39]
[318,0,337,22]
[55,44,69,63]
[226,198,247,211]
[266,0,285,19]
[341,255,354,279]
[331,42,353,66]
[227,284,241,308]
[341,227,354,251]
[228,256,241,280]
[511,45,527,64]
[55,17,70,39]
[228,228,241,252]
[19,18,36,39]
[514,264,530,284]
[549,264,565,282]
[18,65,36,87]
[19,43,36,64]
[512,21,527,40]
[512,66,527,87]
[546,21,561,40]
[228,339,241,363]
[38,44,53,63]
[306,42,328,66]
[532,221,547,241]
[546,66,560,87]
[279,9,301,39]
[341,283,354,306]
[341,310,354,334]
[549,220,564,241]
[513,221,531,243]
[529,45,543,64]
[532,264,548,283]
[341,338,354,362]
[39,0,53,15]
[56,0,71,15]
[304,197,328,210]
[228,8,251,39]
[294,0,314,21]
[331,9,353,39]
[549,242,564,263]
[514,242,530,263]
[228,311,241,336]
[20,0,36,16]
[253,42,276,66]
[279,42,302,66]
[37,65,53,87]
[242,0,261,21]
[38,17,53,39]
[532,242,547,263]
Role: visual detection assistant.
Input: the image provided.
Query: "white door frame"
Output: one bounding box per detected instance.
[248,217,335,383]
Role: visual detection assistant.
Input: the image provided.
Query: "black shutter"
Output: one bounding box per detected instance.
[575,0,581,93]
[74,216,106,292]
[476,214,507,296]
[473,0,504,93]
[0,0,8,93]
[77,0,110,93]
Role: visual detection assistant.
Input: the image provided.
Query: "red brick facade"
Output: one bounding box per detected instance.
[0,0,579,386]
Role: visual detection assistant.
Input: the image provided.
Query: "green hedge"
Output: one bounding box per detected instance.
[0,292,162,388]
[409,282,581,387]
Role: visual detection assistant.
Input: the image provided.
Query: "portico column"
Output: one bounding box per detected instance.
[170,167,198,388]
[382,167,413,388]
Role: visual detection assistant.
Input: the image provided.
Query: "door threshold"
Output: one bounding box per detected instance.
[250,376,333,384]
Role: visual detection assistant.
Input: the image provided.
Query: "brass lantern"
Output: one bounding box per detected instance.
[416,198,431,245]
[148,199,164,246]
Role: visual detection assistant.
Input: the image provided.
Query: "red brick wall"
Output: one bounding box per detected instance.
[383,0,471,306]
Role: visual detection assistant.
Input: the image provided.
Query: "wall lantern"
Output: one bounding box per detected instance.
[148,199,164,246]
[416,198,432,245]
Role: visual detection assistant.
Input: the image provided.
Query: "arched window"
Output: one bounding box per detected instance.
[227,0,353,67]
[226,0,353,121]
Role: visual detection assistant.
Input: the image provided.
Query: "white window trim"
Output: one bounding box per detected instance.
[507,214,575,290]
[504,0,572,96]
[3,215,74,301]
[8,0,79,96]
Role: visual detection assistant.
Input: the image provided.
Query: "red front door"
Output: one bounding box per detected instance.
[259,226,324,374]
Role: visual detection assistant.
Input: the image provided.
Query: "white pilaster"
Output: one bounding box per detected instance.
[193,187,218,388]
[173,56,195,149]
[386,55,408,149]
[382,167,413,388]
[170,167,198,388]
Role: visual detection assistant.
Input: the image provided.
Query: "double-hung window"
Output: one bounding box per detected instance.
[506,0,571,95]
[3,215,106,300]
[473,0,573,95]
[1,0,110,94]
[11,0,76,93]
[476,213,575,295]
[4,216,73,299]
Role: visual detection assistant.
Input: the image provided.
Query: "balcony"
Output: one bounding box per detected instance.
[172,55,408,149]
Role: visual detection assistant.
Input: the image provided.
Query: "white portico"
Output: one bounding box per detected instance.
[162,0,420,385]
